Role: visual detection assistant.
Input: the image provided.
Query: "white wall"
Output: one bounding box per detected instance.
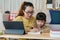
[0,0,47,13]
[0,0,4,14]
[0,0,60,13]
[0,10,5,32]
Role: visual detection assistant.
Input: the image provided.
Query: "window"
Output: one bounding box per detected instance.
[47,0,52,4]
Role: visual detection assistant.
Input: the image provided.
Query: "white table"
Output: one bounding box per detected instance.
[0,33,60,40]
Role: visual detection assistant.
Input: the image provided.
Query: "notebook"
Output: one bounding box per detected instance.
[3,21,25,35]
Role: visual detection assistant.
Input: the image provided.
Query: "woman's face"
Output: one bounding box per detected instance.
[23,6,34,19]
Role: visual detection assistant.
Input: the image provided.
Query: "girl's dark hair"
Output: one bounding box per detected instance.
[18,1,34,16]
[36,12,46,21]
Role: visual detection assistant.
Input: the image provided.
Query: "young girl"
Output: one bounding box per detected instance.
[31,12,50,33]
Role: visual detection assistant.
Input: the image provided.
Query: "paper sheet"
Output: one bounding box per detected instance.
[28,31,41,34]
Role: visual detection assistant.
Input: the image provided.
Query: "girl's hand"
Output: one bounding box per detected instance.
[30,28,39,32]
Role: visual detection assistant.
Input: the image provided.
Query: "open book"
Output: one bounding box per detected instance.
[28,31,42,34]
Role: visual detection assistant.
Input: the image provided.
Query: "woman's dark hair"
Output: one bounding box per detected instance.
[18,1,34,16]
[36,12,46,21]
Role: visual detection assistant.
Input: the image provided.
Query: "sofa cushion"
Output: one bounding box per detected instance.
[49,10,60,24]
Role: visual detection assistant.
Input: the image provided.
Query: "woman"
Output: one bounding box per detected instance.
[13,1,36,33]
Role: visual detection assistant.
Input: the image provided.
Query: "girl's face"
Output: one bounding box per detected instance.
[36,20,45,28]
[23,6,34,19]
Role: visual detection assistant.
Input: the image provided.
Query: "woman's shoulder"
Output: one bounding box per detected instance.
[16,16,22,17]
[15,16,23,19]
[13,16,23,21]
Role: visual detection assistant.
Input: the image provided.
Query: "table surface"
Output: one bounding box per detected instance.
[0,33,60,39]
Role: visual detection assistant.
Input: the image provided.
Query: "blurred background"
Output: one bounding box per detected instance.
[0,0,60,32]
